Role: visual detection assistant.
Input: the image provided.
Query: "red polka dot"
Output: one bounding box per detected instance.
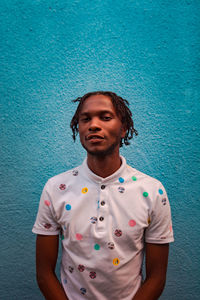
[59,184,66,190]
[44,200,50,206]
[76,233,83,241]
[129,219,136,227]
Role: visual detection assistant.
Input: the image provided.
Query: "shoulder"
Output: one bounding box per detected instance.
[126,164,163,188]
[125,164,167,205]
[46,165,81,190]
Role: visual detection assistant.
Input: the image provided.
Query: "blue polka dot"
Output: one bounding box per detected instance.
[66,204,71,210]
[119,177,124,183]
[159,189,163,195]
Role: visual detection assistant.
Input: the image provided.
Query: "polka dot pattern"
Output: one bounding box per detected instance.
[108,242,115,249]
[68,266,74,273]
[72,170,78,176]
[80,288,86,295]
[129,219,136,227]
[118,187,125,193]
[94,244,100,250]
[119,177,124,183]
[115,229,122,237]
[36,162,173,297]
[82,187,88,194]
[66,204,71,210]
[113,258,120,265]
[143,192,148,197]
[78,264,85,272]
[59,184,66,190]
[44,223,52,229]
[89,271,96,279]
[90,216,97,224]
[76,233,83,241]
[44,200,51,206]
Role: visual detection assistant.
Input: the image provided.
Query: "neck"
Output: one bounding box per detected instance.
[87,152,122,178]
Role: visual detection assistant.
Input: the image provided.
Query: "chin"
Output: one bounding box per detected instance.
[83,144,119,157]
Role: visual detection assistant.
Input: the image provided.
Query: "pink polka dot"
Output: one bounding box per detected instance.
[44,200,51,206]
[76,233,83,241]
[129,219,136,227]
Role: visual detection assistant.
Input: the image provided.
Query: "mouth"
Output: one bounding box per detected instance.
[86,134,104,142]
[87,134,104,140]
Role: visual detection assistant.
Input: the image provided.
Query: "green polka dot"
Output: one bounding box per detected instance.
[94,244,100,250]
[132,176,137,181]
[143,192,148,197]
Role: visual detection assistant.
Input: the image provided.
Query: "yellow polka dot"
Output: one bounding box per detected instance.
[148,217,151,224]
[113,258,120,266]
[82,187,88,194]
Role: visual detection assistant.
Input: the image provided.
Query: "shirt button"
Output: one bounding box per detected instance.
[99,216,104,221]
[101,185,106,190]
[101,201,105,206]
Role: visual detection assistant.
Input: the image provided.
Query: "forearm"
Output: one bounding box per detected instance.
[37,270,69,300]
[132,277,166,300]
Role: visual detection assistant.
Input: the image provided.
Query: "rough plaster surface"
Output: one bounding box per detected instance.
[1,1,200,299]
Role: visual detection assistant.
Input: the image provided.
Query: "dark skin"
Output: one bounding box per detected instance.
[36,95,169,299]
[132,243,169,300]
[36,235,69,300]
[78,95,127,177]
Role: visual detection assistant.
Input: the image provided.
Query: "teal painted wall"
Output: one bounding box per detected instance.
[1,1,200,299]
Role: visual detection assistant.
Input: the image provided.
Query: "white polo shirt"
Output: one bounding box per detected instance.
[32,156,174,300]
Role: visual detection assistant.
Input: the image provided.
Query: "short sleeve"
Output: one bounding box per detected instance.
[32,180,61,235]
[145,183,174,244]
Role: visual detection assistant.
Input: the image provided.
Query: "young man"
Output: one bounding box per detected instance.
[32,91,174,300]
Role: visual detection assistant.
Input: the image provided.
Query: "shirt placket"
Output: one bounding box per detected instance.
[96,183,109,232]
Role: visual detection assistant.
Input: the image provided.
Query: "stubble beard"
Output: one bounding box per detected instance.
[81,137,122,158]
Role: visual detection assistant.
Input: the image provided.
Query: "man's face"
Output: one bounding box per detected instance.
[78,94,126,157]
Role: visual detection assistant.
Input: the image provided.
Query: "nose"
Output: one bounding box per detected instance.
[89,118,101,132]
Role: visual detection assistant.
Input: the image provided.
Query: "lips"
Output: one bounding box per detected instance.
[86,134,104,140]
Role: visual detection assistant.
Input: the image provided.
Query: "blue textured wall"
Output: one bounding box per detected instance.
[1,1,200,299]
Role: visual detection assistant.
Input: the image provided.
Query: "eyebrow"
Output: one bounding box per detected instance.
[79,110,114,116]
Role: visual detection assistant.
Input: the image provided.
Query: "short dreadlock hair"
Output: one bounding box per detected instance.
[70,91,138,147]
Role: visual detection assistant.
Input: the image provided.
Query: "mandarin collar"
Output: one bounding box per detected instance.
[81,156,126,184]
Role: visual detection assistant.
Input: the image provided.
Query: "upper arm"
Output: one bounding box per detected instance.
[36,234,59,275]
[145,243,169,282]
